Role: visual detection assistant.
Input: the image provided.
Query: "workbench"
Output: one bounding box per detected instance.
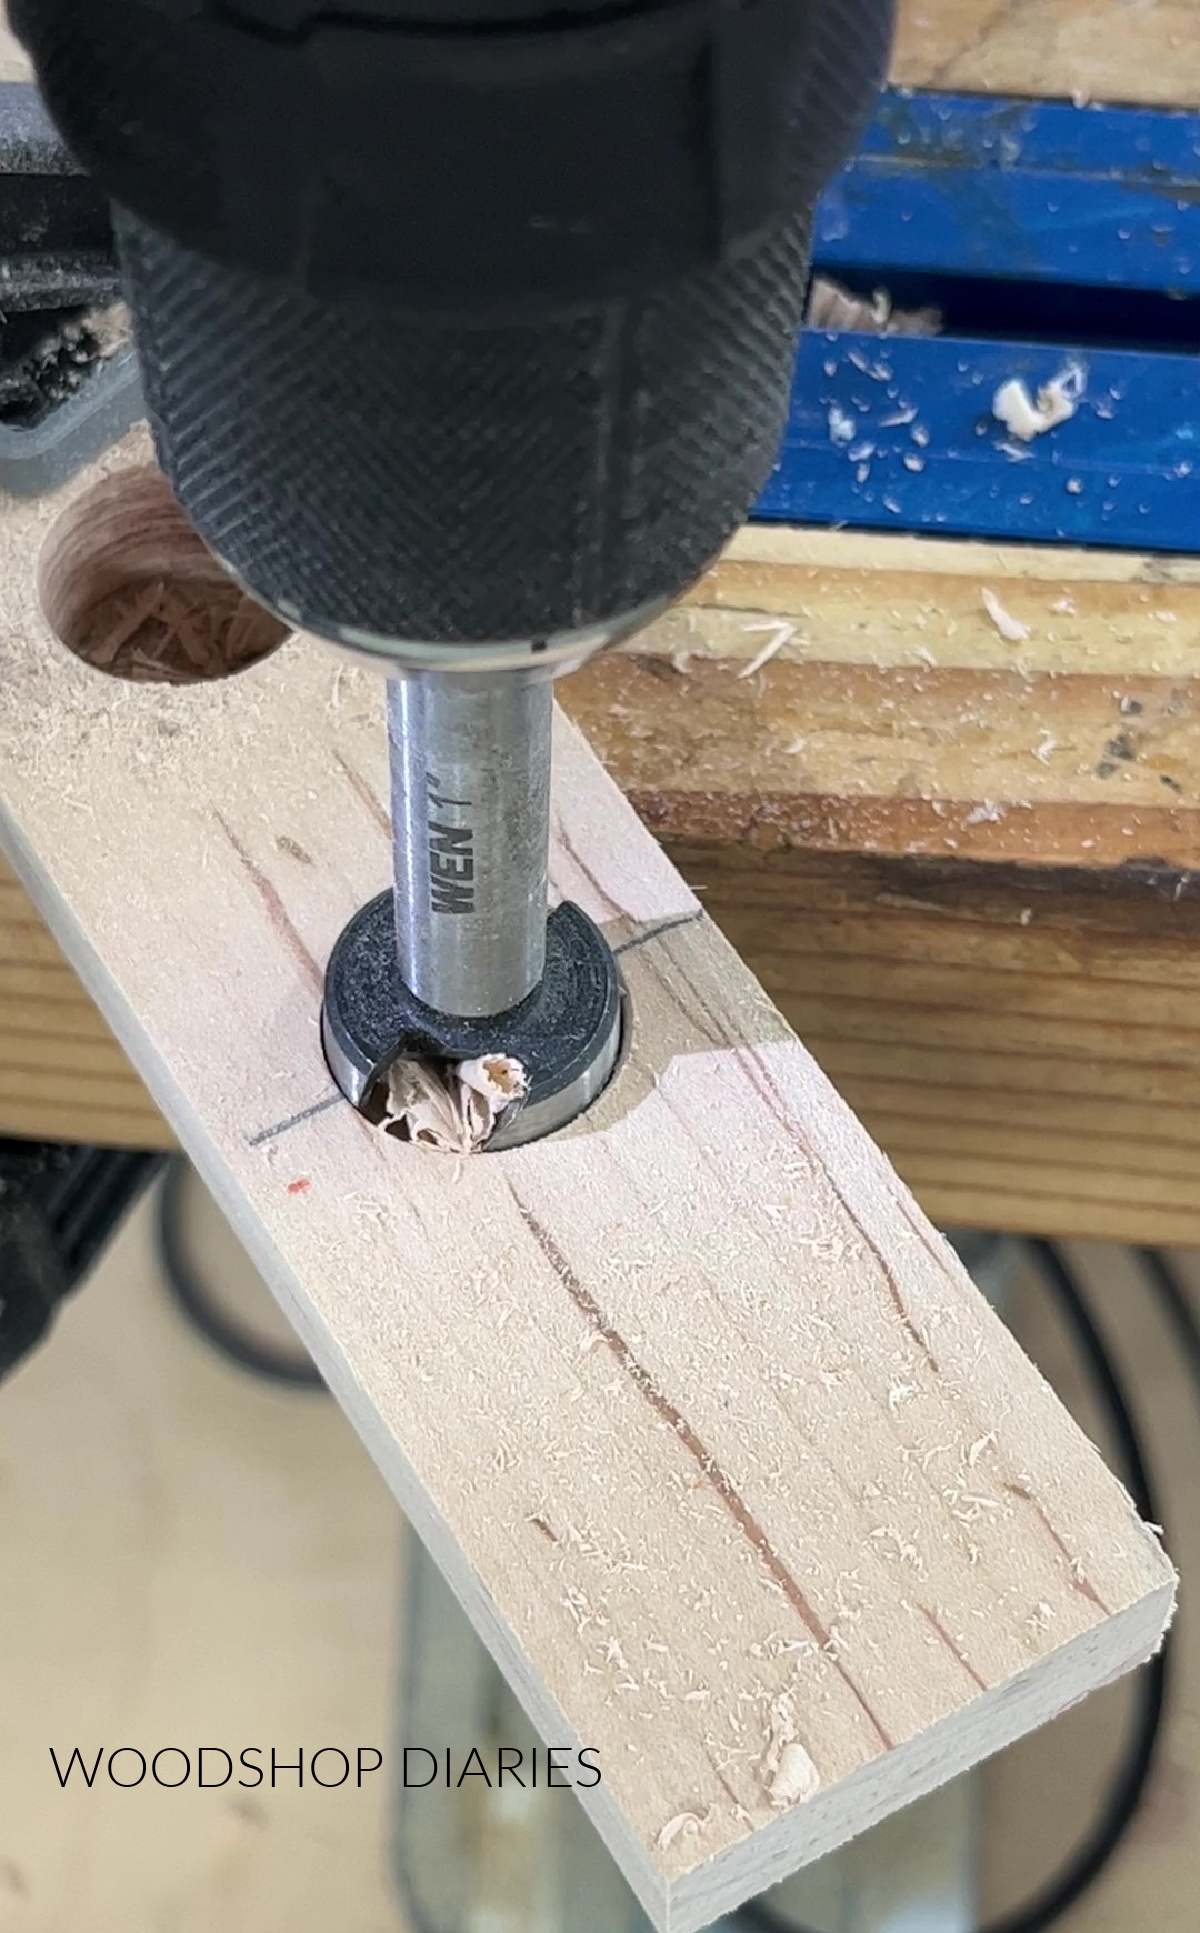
[2,0,1199,1247]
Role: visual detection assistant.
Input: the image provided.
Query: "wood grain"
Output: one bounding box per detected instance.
[0,444,1174,1932]
[4,1213,1197,1933]
[891,0,1200,107]
[6,522,1200,1244]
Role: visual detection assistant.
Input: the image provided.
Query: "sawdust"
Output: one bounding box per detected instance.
[980,588,1031,643]
[0,303,131,431]
[38,463,289,684]
[656,1809,709,1851]
[69,576,286,683]
[992,364,1086,442]
[761,1694,821,1808]
[88,301,132,362]
[807,276,942,337]
[738,622,795,679]
[380,1053,528,1153]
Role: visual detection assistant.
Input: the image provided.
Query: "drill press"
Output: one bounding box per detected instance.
[14,0,893,1148]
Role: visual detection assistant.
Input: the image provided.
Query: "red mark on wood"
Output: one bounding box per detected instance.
[1003,1482,1110,1611]
[214,813,322,991]
[509,1185,894,1752]
[922,1607,988,1692]
[287,1177,311,1195]
[335,754,391,836]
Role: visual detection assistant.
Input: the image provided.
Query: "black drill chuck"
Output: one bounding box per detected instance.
[15,0,894,648]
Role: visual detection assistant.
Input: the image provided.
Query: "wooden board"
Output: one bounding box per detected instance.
[0,442,1175,1930]
[5,1212,1199,1933]
[891,0,1200,108]
[7,520,1200,1245]
[9,846,1200,1247]
[590,525,1200,870]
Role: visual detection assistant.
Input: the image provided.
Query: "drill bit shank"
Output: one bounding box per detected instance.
[388,671,551,1021]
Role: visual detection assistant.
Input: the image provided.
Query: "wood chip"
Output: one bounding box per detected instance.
[981,588,1031,643]
[992,364,1086,442]
[382,1053,528,1153]
[738,623,796,679]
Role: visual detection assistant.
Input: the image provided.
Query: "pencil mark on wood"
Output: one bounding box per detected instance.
[215,813,323,991]
[553,824,625,922]
[510,1186,894,1751]
[247,1092,342,1147]
[529,1515,559,1545]
[614,910,704,957]
[335,752,391,836]
[922,1607,988,1692]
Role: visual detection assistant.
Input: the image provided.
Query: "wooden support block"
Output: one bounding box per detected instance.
[0,444,1174,1930]
[892,0,1200,108]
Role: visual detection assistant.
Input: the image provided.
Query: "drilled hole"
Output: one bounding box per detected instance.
[39,465,289,683]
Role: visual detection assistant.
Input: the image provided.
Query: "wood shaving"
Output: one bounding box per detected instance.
[807,276,942,337]
[992,363,1086,442]
[656,1810,709,1851]
[382,1053,528,1153]
[769,1741,820,1809]
[980,588,1030,643]
[90,300,133,361]
[738,623,795,679]
[761,1695,821,1809]
[828,404,856,446]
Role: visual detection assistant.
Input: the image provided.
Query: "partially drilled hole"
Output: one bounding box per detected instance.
[39,465,289,683]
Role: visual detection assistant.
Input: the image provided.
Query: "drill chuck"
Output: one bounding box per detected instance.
[16,0,895,655]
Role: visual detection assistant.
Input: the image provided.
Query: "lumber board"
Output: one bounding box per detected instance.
[0,442,1175,1930]
[15,846,1200,1246]
[594,524,1200,871]
[7,521,1200,1244]
[891,0,1200,108]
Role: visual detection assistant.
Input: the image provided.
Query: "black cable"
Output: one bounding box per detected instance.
[154,1157,325,1390]
[1139,1247,1200,1395]
[735,1239,1175,1933]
